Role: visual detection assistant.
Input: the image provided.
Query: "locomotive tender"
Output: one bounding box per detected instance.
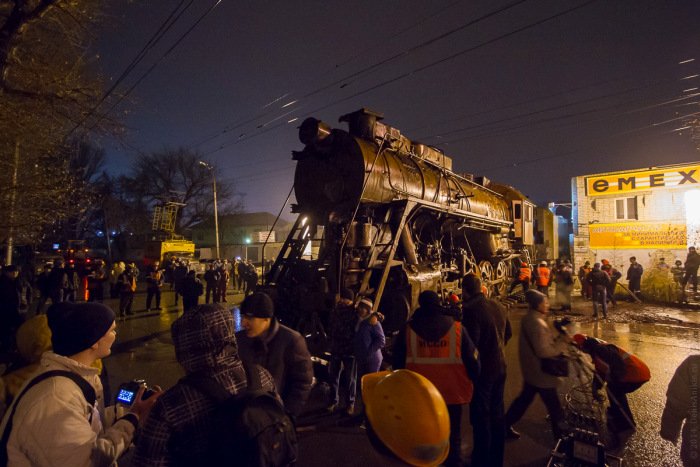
[266,108,537,334]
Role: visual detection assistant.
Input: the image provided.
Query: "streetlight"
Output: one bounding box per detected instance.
[244,237,251,261]
[199,161,220,259]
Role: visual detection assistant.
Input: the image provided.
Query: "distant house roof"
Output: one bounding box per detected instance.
[191,212,289,231]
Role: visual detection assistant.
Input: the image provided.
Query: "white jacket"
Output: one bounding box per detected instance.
[0,352,137,467]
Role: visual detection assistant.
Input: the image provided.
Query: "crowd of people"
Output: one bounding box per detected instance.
[507,258,575,311]
[0,291,314,466]
[1,254,699,466]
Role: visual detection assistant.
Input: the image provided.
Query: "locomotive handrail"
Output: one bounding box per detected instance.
[261,182,295,276]
[337,134,390,295]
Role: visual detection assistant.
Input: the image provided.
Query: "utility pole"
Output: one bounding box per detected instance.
[5,140,19,266]
[199,161,220,259]
[213,171,220,259]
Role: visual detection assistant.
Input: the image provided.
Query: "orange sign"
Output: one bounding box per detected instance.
[585,164,700,196]
[589,222,687,249]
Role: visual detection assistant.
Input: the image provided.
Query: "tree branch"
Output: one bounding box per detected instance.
[0,0,59,85]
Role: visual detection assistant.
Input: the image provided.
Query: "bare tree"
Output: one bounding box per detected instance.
[0,1,107,259]
[122,147,243,234]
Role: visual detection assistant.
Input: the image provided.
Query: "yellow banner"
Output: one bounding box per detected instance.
[589,222,687,249]
[585,164,700,196]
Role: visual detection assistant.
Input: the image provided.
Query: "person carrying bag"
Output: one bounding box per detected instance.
[504,290,567,440]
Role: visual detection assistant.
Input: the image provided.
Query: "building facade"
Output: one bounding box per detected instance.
[572,162,700,275]
[189,212,291,262]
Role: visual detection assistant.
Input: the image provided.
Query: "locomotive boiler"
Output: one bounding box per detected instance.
[266,108,536,334]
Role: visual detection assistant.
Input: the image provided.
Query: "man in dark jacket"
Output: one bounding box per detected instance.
[145,261,163,311]
[601,260,622,307]
[173,261,188,306]
[132,304,276,465]
[243,260,258,296]
[236,292,313,418]
[117,265,138,317]
[35,264,53,313]
[47,260,68,305]
[86,261,106,302]
[461,274,512,467]
[626,256,644,298]
[203,264,220,304]
[0,265,23,351]
[63,262,81,302]
[180,270,204,312]
[587,263,610,319]
[683,246,700,294]
[327,288,358,415]
[393,290,480,467]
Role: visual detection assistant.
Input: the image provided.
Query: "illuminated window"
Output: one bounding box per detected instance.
[525,204,533,222]
[615,197,637,220]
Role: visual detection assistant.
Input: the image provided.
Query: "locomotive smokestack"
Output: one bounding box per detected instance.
[299,118,331,146]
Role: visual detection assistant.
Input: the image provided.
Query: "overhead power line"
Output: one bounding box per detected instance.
[476,110,700,172]
[66,0,195,139]
[205,0,598,156]
[74,0,224,143]
[189,0,532,152]
[422,80,697,144]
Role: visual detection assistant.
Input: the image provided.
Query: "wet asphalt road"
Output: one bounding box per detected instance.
[100,290,699,466]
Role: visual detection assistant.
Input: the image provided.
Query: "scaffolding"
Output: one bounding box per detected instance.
[152,202,185,236]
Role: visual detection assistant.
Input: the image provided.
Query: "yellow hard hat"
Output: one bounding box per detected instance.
[362,370,450,467]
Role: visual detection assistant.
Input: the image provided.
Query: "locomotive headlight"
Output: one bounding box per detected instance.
[299,118,331,146]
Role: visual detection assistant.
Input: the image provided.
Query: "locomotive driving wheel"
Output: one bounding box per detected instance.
[478,261,494,296]
[494,261,508,296]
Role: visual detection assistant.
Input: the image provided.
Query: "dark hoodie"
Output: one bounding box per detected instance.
[393,305,480,381]
[133,304,275,466]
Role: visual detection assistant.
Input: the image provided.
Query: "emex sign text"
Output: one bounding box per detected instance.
[585,164,700,197]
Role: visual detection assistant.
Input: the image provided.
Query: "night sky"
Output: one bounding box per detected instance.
[95,0,700,217]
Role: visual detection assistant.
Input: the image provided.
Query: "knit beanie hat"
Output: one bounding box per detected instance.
[524,289,546,310]
[240,292,275,318]
[47,302,115,356]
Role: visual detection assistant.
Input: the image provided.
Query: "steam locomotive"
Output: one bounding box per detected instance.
[265,108,546,334]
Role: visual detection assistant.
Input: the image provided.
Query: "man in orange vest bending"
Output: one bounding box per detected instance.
[573,334,651,433]
[393,290,480,467]
[508,258,532,294]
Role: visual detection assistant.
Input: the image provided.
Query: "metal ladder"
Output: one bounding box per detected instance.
[266,215,315,285]
[357,199,416,303]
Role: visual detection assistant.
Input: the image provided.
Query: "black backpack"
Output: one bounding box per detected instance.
[175,363,298,467]
[0,370,96,467]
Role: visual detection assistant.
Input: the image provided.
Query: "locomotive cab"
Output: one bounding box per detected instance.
[512,199,535,245]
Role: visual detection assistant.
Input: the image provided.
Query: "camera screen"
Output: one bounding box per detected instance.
[116,388,136,405]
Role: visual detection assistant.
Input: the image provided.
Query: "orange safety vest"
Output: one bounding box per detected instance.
[518,264,532,281]
[536,267,550,286]
[405,322,473,405]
